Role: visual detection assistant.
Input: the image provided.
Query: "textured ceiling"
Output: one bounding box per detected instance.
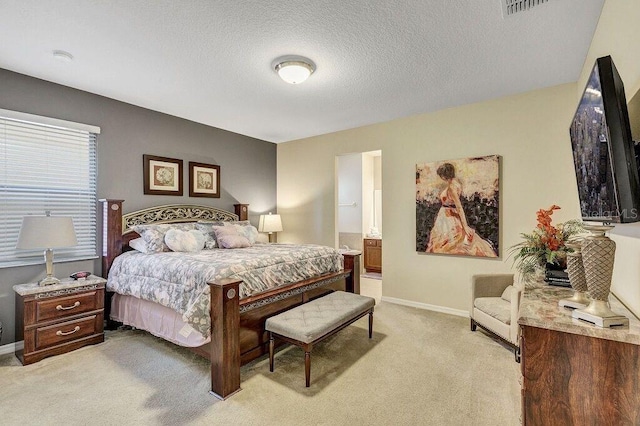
[0,0,604,143]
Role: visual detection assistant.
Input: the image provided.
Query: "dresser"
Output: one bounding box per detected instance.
[14,275,106,365]
[363,238,382,273]
[518,285,640,425]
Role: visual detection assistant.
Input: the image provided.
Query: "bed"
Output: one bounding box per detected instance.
[100,200,360,399]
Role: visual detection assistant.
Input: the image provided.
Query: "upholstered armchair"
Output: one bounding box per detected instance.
[470,274,521,362]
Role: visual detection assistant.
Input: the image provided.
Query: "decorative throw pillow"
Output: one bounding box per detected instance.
[228,223,259,244]
[132,223,197,253]
[225,220,251,226]
[195,222,225,249]
[212,225,251,249]
[129,237,151,254]
[501,285,514,303]
[197,221,256,248]
[164,229,206,253]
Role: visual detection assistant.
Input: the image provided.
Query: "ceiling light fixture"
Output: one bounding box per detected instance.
[274,57,315,84]
[52,50,73,62]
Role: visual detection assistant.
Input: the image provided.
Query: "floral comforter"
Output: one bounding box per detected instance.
[107,244,343,337]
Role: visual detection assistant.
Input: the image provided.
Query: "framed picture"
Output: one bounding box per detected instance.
[416,155,500,258]
[189,161,220,198]
[143,155,183,196]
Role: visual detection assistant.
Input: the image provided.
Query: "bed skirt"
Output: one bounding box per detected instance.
[110,294,209,347]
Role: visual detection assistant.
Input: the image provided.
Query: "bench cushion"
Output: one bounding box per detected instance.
[473,297,511,325]
[265,291,375,344]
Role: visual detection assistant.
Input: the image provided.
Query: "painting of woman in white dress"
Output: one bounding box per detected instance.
[416,155,499,257]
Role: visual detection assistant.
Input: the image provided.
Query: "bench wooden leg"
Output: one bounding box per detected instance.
[269,332,274,372]
[368,310,373,338]
[305,351,311,387]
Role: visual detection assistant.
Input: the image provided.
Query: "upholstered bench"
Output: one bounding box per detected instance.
[265,291,375,387]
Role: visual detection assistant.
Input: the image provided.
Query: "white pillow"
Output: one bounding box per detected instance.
[501,285,514,303]
[164,229,206,253]
[129,237,151,254]
[132,223,197,253]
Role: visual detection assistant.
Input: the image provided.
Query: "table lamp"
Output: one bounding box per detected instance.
[258,213,283,243]
[16,211,78,286]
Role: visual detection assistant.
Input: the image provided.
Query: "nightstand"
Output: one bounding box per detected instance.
[14,275,106,365]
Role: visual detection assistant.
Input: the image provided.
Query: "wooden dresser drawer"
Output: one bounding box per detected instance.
[34,291,100,324]
[35,315,100,351]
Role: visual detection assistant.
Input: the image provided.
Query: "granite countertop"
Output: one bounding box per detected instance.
[518,284,640,346]
[13,275,106,296]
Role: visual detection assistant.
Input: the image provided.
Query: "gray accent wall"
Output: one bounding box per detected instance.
[0,69,276,346]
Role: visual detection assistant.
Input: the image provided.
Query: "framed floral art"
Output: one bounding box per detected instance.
[189,161,220,198]
[143,154,183,196]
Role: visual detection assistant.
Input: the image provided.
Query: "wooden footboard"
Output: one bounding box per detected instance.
[100,199,361,400]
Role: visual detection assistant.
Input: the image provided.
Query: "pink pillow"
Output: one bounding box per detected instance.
[212,226,251,249]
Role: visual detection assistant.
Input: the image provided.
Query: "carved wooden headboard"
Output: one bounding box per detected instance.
[100,199,239,277]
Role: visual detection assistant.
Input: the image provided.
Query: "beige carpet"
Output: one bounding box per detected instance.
[0,302,520,425]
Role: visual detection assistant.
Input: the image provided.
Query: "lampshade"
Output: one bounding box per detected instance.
[16,215,78,249]
[275,59,315,84]
[258,213,283,233]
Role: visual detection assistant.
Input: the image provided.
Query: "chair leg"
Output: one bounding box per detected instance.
[305,351,311,387]
[269,333,274,372]
[470,318,477,332]
[368,311,373,339]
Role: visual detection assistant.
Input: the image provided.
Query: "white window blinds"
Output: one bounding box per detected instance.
[0,110,99,268]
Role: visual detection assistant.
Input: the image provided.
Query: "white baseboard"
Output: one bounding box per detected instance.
[0,340,22,356]
[381,296,469,318]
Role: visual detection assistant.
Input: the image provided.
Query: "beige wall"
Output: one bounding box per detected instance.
[578,0,640,99]
[579,0,640,317]
[278,83,579,312]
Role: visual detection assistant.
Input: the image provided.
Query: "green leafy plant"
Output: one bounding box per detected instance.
[508,205,583,282]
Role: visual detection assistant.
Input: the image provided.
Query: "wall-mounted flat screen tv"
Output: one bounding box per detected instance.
[569,55,640,223]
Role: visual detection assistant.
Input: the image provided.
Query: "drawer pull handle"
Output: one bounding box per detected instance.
[56,301,80,311]
[56,326,80,336]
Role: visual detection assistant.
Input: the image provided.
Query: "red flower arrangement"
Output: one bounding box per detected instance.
[536,205,562,251]
[509,205,583,281]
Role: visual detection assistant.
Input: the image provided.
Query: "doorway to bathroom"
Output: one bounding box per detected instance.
[336,150,382,299]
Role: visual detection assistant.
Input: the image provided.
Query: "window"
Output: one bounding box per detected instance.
[0,109,100,267]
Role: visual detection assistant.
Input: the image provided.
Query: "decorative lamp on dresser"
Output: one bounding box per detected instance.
[518,284,640,425]
[363,238,382,273]
[14,275,106,365]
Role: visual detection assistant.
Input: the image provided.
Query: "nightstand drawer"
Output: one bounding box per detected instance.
[35,315,99,350]
[34,291,100,324]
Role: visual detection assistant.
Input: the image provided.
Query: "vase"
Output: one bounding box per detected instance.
[558,240,589,309]
[572,225,628,327]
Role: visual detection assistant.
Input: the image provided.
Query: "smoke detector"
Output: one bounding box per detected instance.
[502,0,549,17]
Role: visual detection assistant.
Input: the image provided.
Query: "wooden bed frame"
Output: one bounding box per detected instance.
[100,199,360,399]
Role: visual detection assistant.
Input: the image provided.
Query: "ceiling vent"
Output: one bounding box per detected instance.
[502,0,549,17]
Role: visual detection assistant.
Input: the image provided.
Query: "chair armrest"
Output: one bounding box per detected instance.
[510,286,523,344]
